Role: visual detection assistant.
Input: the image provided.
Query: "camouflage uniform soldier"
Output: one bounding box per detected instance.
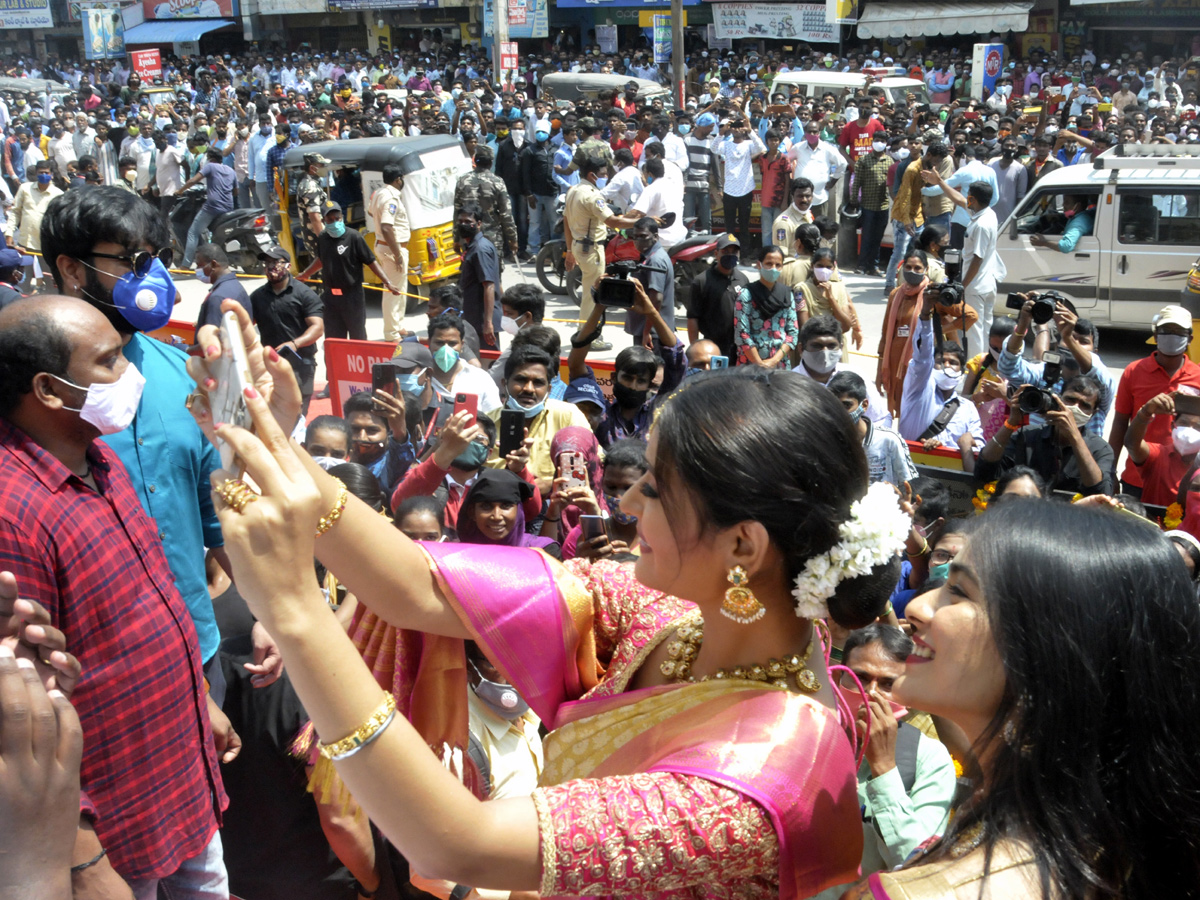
[453,144,518,260]
[296,151,331,263]
[569,117,615,179]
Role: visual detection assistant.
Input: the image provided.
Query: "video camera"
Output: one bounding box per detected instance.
[1005,290,1074,326]
[594,259,669,309]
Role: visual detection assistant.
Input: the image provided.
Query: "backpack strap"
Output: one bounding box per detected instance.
[466,730,492,800]
[918,397,961,442]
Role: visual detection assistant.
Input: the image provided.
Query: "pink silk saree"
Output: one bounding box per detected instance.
[421,542,864,900]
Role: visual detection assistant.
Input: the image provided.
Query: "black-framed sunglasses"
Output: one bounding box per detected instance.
[89,247,174,277]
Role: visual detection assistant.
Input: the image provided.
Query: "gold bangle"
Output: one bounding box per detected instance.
[318,693,397,761]
[316,479,350,538]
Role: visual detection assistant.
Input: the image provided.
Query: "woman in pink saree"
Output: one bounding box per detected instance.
[190,305,907,900]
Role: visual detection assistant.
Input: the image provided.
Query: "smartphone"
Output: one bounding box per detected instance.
[559,450,588,489]
[962,111,980,121]
[498,408,525,456]
[372,362,397,396]
[278,345,304,370]
[208,311,255,471]
[1175,393,1200,417]
[1005,292,1027,312]
[710,355,729,370]
[579,515,607,544]
[453,391,478,428]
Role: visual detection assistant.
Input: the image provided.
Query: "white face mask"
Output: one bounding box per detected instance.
[501,315,521,336]
[1174,425,1200,456]
[934,367,961,391]
[52,363,145,435]
[871,140,887,152]
[510,130,525,148]
[812,266,834,283]
[1066,404,1092,429]
[1156,332,1189,357]
[802,346,841,374]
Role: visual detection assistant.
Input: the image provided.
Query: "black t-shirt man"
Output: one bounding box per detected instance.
[686,260,746,360]
[250,274,324,360]
[194,271,251,337]
[316,227,376,295]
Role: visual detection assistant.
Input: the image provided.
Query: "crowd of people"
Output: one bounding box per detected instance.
[1,27,1200,900]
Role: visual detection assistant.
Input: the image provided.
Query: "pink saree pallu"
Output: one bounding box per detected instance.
[424,543,865,900]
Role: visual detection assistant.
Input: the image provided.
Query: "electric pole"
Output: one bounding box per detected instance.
[671,0,684,106]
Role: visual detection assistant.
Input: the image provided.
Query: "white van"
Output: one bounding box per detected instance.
[770,70,931,109]
[995,144,1200,328]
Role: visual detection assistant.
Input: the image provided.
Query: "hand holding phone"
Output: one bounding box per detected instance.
[372,362,398,396]
[453,392,479,428]
[498,409,525,456]
[559,450,588,490]
[208,311,255,471]
[710,355,729,370]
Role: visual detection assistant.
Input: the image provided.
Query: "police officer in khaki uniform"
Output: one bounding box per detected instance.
[368,162,411,341]
[563,154,646,352]
[296,151,331,264]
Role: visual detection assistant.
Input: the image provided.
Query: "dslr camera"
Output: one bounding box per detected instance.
[1005,289,1071,326]
[1015,352,1065,414]
[594,259,668,309]
[935,280,965,308]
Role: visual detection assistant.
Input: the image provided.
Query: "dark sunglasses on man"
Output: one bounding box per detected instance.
[90,247,174,278]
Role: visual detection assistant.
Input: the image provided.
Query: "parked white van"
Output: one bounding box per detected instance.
[770,70,931,109]
[995,144,1200,329]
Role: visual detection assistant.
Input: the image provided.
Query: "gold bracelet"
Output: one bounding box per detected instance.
[316,479,350,538]
[318,693,397,761]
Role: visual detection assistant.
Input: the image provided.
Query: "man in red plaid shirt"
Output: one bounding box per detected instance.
[0,296,229,899]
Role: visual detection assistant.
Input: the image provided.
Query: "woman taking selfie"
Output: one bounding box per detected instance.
[844,500,1200,899]
[188,306,909,900]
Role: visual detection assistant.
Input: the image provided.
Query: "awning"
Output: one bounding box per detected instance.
[856,1,1033,39]
[122,19,234,44]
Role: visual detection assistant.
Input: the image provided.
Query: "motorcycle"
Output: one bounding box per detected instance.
[536,207,720,309]
[168,184,274,274]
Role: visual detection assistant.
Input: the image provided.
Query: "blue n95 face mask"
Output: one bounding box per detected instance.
[84,257,176,333]
[396,372,422,394]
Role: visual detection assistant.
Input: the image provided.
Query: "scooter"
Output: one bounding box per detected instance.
[168,184,274,274]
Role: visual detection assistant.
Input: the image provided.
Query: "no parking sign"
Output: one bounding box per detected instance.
[971,43,1004,101]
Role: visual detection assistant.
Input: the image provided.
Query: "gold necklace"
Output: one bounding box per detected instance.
[659,618,821,693]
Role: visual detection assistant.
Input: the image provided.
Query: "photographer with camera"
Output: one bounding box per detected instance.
[898,287,984,472]
[567,275,683,448]
[975,375,1114,496]
[997,294,1115,437]
[1123,392,1200,508]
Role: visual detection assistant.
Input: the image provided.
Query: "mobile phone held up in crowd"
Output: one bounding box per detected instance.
[453,392,479,428]
[559,450,588,490]
[372,362,398,397]
[278,345,304,370]
[711,356,729,370]
[1175,392,1200,418]
[579,515,607,545]
[209,311,255,471]
[498,409,525,456]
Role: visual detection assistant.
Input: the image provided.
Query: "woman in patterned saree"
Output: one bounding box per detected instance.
[190,301,908,900]
[843,501,1200,900]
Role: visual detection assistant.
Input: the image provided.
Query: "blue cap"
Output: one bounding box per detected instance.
[564,379,607,410]
[0,248,33,268]
[697,113,718,127]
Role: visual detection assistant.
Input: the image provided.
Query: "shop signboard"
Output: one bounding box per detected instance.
[83,7,124,58]
[971,42,1004,101]
[483,0,547,39]
[130,48,162,79]
[0,0,53,28]
[711,3,837,43]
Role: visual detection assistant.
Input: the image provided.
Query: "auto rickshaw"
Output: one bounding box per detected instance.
[277,135,472,312]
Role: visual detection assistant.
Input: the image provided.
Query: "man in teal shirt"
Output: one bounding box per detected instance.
[1030,194,1095,253]
[40,187,254,700]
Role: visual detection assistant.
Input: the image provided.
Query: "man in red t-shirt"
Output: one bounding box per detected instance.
[837,99,886,193]
[1110,305,1200,493]
[1124,391,1200,507]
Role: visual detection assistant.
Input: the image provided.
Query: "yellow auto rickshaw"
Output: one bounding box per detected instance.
[277,135,472,312]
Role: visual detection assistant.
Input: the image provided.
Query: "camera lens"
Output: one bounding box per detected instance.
[1032,297,1056,325]
[1018,388,1052,415]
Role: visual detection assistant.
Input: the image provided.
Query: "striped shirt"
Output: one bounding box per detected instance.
[683,133,719,192]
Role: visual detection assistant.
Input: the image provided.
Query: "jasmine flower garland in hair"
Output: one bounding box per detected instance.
[792,482,910,620]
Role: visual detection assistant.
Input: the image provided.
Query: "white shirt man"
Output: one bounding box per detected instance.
[631,165,686,247]
[962,195,1006,358]
[788,132,848,207]
[661,131,690,178]
[601,161,644,214]
[72,115,96,159]
[430,357,502,414]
